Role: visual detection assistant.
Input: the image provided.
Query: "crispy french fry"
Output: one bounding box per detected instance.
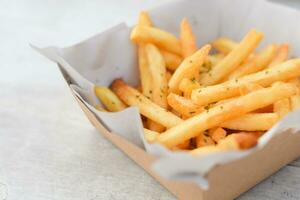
[144,128,159,143]
[274,98,291,119]
[138,11,152,26]
[94,86,126,112]
[180,18,197,58]
[200,29,264,85]
[221,113,279,131]
[169,45,211,93]
[209,127,227,143]
[138,44,152,99]
[167,93,203,118]
[211,38,238,54]
[161,50,183,71]
[229,44,277,79]
[176,140,191,150]
[145,44,168,109]
[157,82,297,148]
[179,78,201,98]
[192,59,300,107]
[269,44,289,67]
[291,95,300,111]
[131,26,181,55]
[196,133,215,148]
[111,79,183,128]
[191,133,257,155]
[207,54,225,66]
[166,71,172,82]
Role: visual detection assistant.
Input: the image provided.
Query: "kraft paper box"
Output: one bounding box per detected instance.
[34,0,300,199]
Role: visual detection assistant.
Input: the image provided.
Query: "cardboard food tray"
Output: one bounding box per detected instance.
[72,90,300,200]
[36,0,300,199]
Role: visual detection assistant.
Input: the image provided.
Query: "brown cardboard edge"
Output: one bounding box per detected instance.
[70,88,300,200]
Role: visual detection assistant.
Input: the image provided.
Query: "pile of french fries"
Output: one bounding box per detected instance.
[94,11,300,156]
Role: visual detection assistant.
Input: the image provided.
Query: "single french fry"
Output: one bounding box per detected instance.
[94,86,126,112]
[144,128,159,143]
[274,98,291,119]
[161,50,183,71]
[211,38,238,54]
[191,133,257,155]
[200,29,264,85]
[238,83,264,96]
[169,45,211,93]
[269,44,289,68]
[179,78,201,98]
[145,44,168,109]
[157,82,296,148]
[221,113,279,131]
[196,133,215,148]
[131,26,181,55]
[209,127,227,143]
[229,44,277,79]
[167,93,203,118]
[180,18,197,58]
[176,140,191,150]
[291,95,300,111]
[111,79,183,128]
[166,71,172,82]
[138,44,152,99]
[192,59,300,107]
[138,11,152,26]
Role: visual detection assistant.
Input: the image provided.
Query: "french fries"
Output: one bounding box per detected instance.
[169,45,211,93]
[211,38,238,54]
[94,13,300,155]
[221,113,279,131]
[157,82,296,148]
[131,26,181,55]
[200,29,263,85]
[94,86,126,112]
[180,18,197,58]
[229,44,277,79]
[111,79,183,128]
[192,59,300,107]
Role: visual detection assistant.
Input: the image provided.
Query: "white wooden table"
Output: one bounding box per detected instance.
[0,0,299,199]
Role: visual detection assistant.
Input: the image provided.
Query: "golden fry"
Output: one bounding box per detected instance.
[291,95,300,111]
[138,11,152,26]
[94,86,126,112]
[269,44,289,67]
[180,18,197,58]
[200,29,263,85]
[196,133,215,148]
[144,128,159,143]
[274,98,291,119]
[131,26,181,55]
[209,127,227,143]
[169,45,211,93]
[211,38,238,54]
[111,79,183,128]
[179,78,201,98]
[138,44,152,99]
[192,59,300,107]
[157,82,297,148]
[161,50,183,71]
[221,113,279,131]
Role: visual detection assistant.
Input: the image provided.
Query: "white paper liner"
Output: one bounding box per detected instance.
[33,0,300,189]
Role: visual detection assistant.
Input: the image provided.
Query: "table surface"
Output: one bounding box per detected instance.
[0,0,300,199]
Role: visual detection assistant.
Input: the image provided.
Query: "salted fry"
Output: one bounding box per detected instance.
[94,86,126,112]
[179,78,201,97]
[161,50,183,71]
[229,44,277,79]
[200,29,263,85]
[131,26,181,55]
[211,38,238,54]
[138,44,152,99]
[180,18,197,58]
[221,113,279,131]
[167,93,203,118]
[111,79,183,128]
[274,98,291,119]
[209,127,227,143]
[192,59,300,107]
[196,133,215,148]
[138,11,152,26]
[145,44,168,108]
[157,82,297,148]
[169,45,211,93]
[191,133,257,155]
[207,54,225,66]
[144,128,159,143]
[269,44,289,67]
